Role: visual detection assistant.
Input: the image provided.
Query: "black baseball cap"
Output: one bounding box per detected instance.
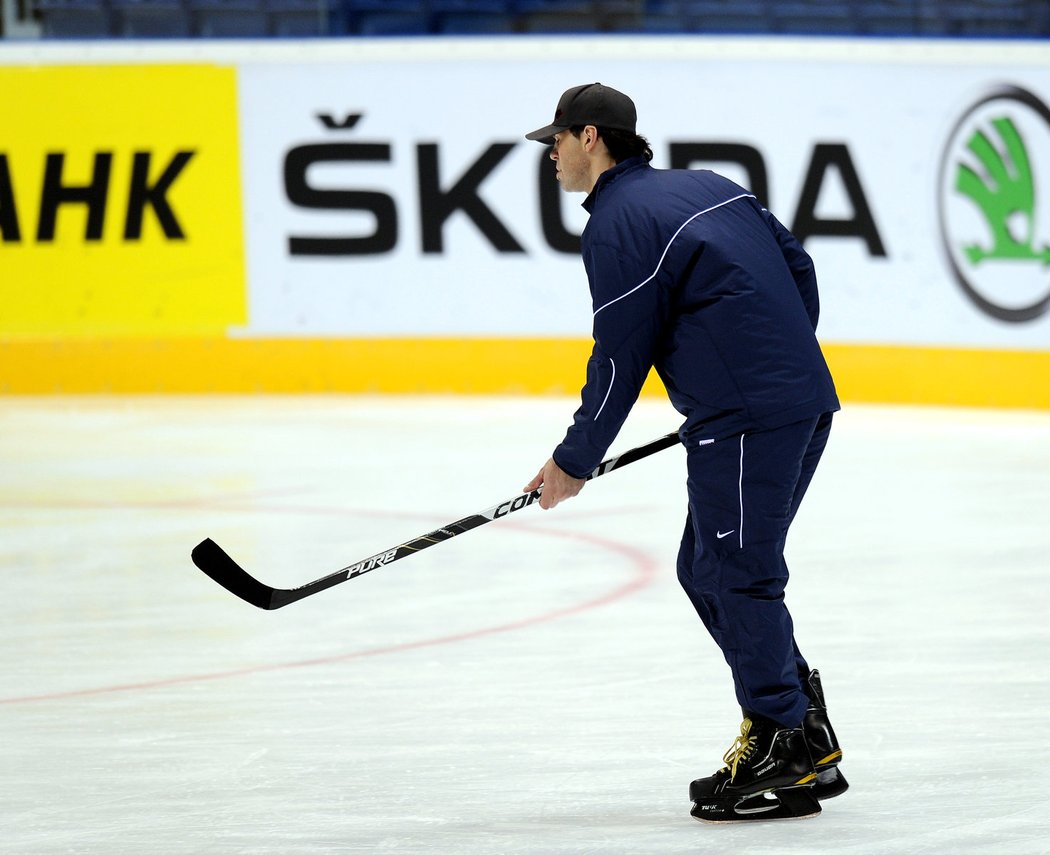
[525,83,637,145]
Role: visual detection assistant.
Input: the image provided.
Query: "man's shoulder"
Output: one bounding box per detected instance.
[662,166,749,193]
[613,163,749,196]
[585,164,755,237]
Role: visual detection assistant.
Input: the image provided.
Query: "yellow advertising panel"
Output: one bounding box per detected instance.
[0,64,245,336]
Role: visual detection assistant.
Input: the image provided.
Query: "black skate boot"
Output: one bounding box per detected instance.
[803,669,849,800]
[688,716,821,823]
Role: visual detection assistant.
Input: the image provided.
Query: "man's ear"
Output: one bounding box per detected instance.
[582,125,600,151]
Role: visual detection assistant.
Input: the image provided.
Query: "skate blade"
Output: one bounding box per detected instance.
[691,787,822,823]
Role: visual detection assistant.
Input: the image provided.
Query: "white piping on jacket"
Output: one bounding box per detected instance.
[593,357,616,421]
[737,434,745,549]
[589,193,755,422]
[591,192,755,320]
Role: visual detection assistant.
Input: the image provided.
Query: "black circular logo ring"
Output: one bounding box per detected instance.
[938,84,1050,323]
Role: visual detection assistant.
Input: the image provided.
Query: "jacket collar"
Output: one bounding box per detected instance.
[582,156,650,213]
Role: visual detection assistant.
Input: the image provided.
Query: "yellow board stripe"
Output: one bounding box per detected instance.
[821,342,1050,409]
[0,337,593,395]
[1,337,1048,409]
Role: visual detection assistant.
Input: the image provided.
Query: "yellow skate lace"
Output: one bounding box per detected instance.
[722,718,758,779]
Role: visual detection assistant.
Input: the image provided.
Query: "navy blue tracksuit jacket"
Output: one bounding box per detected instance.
[550,155,841,726]
[552,156,839,479]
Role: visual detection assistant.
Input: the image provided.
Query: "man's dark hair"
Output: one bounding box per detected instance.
[571,125,654,163]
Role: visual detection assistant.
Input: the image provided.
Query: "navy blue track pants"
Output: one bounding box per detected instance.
[676,413,833,728]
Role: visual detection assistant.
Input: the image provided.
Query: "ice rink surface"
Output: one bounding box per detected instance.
[2,395,1048,854]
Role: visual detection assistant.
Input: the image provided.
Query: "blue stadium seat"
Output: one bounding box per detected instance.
[109,0,192,36]
[268,0,333,36]
[342,0,424,11]
[682,0,771,34]
[1029,0,1050,33]
[355,12,430,33]
[34,0,114,37]
[187,0,267,35]
[429,0,510,12]
[512,0,590,10]
[342,0,430,35]
[854,0,919,36]
[947,0,1029,35]
[641,0,691,32]
[772,1,857,35]
[430,0,515,34]
[515,0,597,32]
[593,0,644,30]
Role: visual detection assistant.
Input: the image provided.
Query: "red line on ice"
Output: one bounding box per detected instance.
[2,520,660,706]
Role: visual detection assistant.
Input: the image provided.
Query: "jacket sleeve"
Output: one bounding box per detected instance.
[552,240,668,479]
[762,208,820,330]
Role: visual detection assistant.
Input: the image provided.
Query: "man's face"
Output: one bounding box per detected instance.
[550,130,590,193]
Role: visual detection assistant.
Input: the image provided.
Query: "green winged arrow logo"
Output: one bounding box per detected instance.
[938,85,1050,322]
[955,116,1050,266]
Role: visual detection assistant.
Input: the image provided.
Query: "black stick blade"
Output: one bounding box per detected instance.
[190,431,682,610]
[191,538,280,610]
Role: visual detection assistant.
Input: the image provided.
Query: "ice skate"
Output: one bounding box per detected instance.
[689,716,821,822]
[803,669,849,800]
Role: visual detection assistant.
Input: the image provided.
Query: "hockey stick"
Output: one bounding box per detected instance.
[191,431,681,610]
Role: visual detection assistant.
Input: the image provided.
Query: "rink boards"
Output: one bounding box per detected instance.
[2,36,1049,406]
